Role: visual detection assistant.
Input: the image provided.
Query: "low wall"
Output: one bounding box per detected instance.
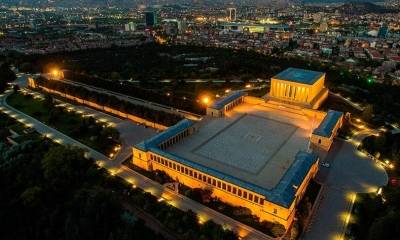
[244,96,265,105]
[32,84,168,130]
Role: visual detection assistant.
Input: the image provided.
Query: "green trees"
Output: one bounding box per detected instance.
[0,141,165,240]
[34,76,183,126]
[0,63,16,93]
[362,104,374,122]
[0,136,237,240]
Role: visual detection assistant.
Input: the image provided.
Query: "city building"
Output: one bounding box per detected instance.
[227,8,237,22]
[219,22,289,33]
[145,10,157,27]
[268,68,329,109]
[132,68,343,229]
[378,23,389,39]
[125,22,136,32]
[319,19,328,33]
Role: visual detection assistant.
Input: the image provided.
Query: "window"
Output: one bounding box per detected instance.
[207,177,211,184]
[150,155,153,160]
[202,175,206,182]
[177,165,180,172]
[273,209,277,214]
[260,198,264,205]
[173,163,176,170]
[222,183,226,190]
[217,181,221,188]
[139,153,142,159]
[157,157,160,162]
[232,187,237,194]
[238,189,242,197]
[161,159,165,165]
[243,191,247,199]
[254,196,259,203]
[198,173,202,180]
[194,172,197,178]
[185,168,188,175]
[212,179,216,186]
[249,193,253,201]
[227,185,231,192]
[318,139,322,144]
[189,170,193,177]
[168,162,172,168]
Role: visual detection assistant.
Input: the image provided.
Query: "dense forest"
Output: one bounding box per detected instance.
[0,139,238,240]
[0,141,165,240]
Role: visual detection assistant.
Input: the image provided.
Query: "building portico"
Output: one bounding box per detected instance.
[268,68,328,109]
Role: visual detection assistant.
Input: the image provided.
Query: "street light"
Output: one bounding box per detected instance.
[202,96,210,105]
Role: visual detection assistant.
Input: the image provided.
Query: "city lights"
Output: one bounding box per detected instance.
[1,3,398,240]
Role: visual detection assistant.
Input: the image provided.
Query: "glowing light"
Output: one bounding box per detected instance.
[377,187,382,195]
[225,89,231,93]
[245,84,252,88]
[109,153,114,158]
[202,96,210,105]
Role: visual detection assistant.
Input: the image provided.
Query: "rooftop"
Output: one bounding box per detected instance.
[313,110,343,138]
[209,91,246,110]
[273,68,325,85]
[155,102,319,207]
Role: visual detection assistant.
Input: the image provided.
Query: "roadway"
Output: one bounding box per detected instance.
[303,132,388,240]
[1,76,273,240]
[329,92,364,112]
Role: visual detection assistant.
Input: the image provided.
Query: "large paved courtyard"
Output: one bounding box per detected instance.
[168,103,314,190]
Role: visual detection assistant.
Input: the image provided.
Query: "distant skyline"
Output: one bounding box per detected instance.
[0,0,387,8]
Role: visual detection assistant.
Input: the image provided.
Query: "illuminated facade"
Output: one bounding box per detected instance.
[268,68,328,109]
[133,68,342,230]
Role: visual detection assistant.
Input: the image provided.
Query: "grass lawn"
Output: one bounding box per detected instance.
[7,92,120,155]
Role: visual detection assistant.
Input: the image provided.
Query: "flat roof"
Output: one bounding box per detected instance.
[313,110,343,138]
[147,102,319,207]
[273,68,325,85]
[209,91,246,110]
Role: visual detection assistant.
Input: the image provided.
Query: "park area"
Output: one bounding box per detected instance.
[7,92,120,155]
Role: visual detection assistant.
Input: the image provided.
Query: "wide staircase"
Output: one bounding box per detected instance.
[261,100,306,117]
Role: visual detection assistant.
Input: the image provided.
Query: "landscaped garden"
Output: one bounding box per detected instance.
[7,92,120,155]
